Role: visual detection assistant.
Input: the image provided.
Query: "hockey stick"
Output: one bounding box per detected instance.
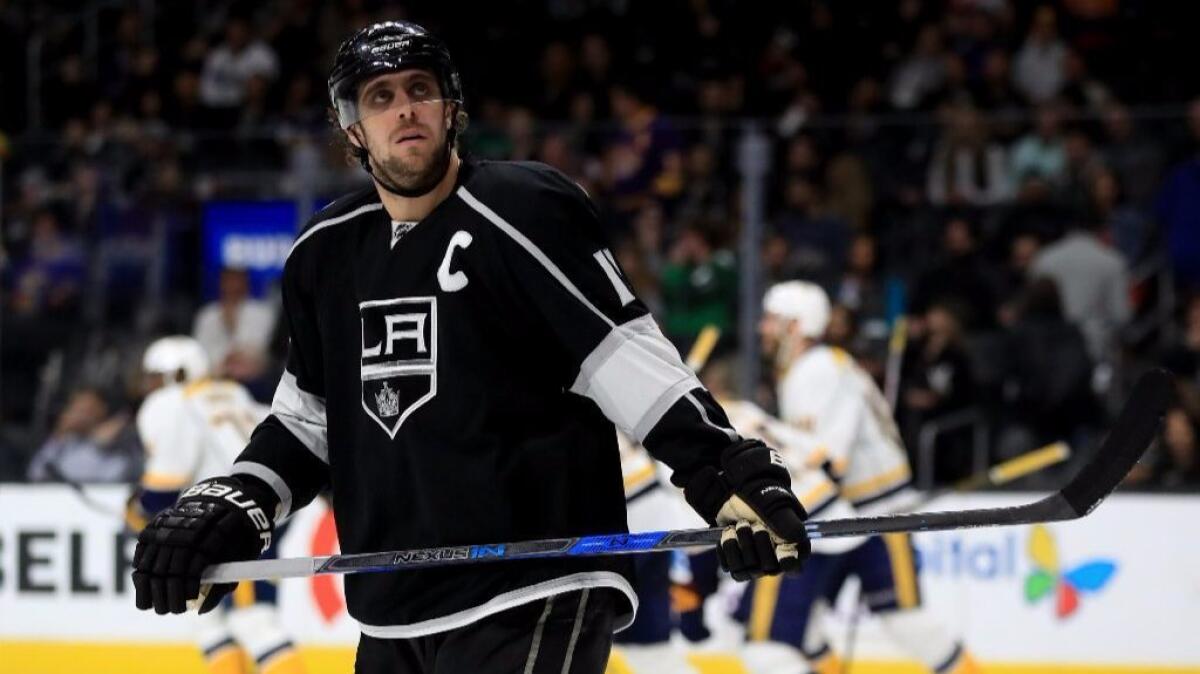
[916,440,1071,507]
[685,324,721,372]
[883,317,907,410]
[839,440,1070,674]
[202,369,1170,584]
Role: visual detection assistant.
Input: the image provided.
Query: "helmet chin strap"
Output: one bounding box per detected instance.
[361,140,452,198]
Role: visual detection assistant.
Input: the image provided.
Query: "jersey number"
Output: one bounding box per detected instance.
[593,248,635,306]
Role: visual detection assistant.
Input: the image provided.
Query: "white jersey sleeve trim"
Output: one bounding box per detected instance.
[684,392,739,441]
[356,571,636,639]
[568,314,709,443]
[457,186,615,330]
[270,370,329,464]
[288,202,383,260]
[231,460,294,523]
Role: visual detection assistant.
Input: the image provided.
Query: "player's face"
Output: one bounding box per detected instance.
[759,312,784,357]
[349,70,453,193]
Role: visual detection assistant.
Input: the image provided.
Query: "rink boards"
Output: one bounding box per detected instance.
[1,484,1198,673]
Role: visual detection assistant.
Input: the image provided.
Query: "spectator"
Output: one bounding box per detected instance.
[1099,102,1164,209]
[26,387,141,484]
[898,301,978,483]
[199,16,279,109]
[909,216,999,330]
[1011,103,1068,188]
[660,221,737,345]
[505,106,538,162]
[1157,407,1200,489]
[164,70,219,133]
[971,49,1026,141]
[42,54,99,130]
[835,233,891,362]
[927,103,1013,206]
[1091,169,1152,265]
[1012,5,1068,104]
[771,175,851,284]
[781,134,822,182]
[825,304,858,352]
[825,153,875,231]
[1160,295,1200,384]
[192,267,277,381]
[537,40,577,120]
[997,232,1042,325]
[1058,50,1113,114]
[1029,211,1130,359]
[761,233,805,288]
[998,278,1096,458]
[577,33,613,119]
[1058,128,1107,211]
[676,144,730,225]
[889,24,948,110]
[466,97,516,160]
[4,208,86,316]
[606,83,684,211]
[1154,98,1200,289]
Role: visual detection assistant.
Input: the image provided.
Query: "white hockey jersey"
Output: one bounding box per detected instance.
[777,345,918,517]
[137,379,269,493]
[618,431,705,533]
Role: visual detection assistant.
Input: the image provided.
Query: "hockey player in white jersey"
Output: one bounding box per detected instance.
[611,432,705,674]
[128,337,307,674]
[737,282,979,674]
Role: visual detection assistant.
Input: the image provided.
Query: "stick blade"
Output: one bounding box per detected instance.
[1058,368,1172,517]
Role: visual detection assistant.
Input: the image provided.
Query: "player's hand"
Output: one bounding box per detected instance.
[683,440,810,581]
[132,476,275,615]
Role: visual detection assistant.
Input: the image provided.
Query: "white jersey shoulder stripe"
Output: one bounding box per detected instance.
[270,370,329,464]
[231,460,294,523]
[570,314,708,442]
[288,202,383,260]
[457,186,615,330]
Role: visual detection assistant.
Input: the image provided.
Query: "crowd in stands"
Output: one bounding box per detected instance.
[2,0,1199,489]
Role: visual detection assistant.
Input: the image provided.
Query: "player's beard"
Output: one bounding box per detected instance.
[370,141,451,198]
[359,122,452,198]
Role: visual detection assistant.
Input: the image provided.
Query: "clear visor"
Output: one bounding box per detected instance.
[333,72,452,129]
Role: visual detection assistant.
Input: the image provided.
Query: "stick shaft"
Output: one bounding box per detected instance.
[202,494,1068,583]
[202,370,1168,584]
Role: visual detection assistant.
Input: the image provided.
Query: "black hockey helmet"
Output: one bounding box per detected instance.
[328,20,463,130]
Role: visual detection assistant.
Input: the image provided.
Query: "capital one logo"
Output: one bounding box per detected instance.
[360,296,437,438]
[1024,524,1116,619]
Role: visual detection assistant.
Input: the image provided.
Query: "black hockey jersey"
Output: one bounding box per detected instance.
[230,159,740,637]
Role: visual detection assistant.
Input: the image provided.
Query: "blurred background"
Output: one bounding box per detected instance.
[1,1,1199,671]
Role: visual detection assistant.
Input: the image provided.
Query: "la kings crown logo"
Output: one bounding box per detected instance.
[359,296,437,438]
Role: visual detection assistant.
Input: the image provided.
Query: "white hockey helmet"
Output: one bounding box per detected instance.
[142,336,211,384]
[763,281,831,339]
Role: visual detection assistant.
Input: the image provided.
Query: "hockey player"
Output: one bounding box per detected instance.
[130,21,811,674]
[128,336,305,674]
[736,281,978,674]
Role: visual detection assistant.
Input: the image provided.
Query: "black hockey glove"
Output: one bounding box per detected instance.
[681,439,810,581]
[132,476,276,615]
